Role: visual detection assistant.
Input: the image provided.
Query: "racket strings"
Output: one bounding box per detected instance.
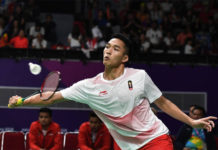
[40,72,60,100]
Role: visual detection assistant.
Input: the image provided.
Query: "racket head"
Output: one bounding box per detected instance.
[40,71,61,100]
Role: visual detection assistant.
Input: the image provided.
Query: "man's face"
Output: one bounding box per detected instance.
[192,109,204,120]
[19,30,25,37]
[38,112,52,127]
[89,117,101,132]
[103,38,128,68]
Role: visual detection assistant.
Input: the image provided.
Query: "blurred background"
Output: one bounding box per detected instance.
[0,0,217,137]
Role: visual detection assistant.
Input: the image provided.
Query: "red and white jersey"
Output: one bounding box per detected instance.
[60,68,169,150]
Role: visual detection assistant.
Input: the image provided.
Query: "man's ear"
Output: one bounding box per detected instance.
[122,54,129,63]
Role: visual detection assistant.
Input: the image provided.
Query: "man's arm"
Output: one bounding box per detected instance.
[78,123,93,150]
[8,91,65,107]
[29,123,42,150]
[154,96,217,132]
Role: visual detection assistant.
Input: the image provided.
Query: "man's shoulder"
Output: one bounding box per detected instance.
[31,120,39,125]
[30,121,40,128]
[79,122,90,131]
[51,121,61,128]
[86,72,103,83]
[80,121,89,127]
[126,67,144,71]
[125,68,145,76]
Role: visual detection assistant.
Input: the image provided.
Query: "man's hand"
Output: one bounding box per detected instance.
[8,95,22,108]
[191,116,217,132]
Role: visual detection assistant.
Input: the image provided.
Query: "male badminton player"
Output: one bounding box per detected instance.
[9,33,216,150]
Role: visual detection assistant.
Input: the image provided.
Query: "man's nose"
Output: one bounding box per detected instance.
[105,48,112,54]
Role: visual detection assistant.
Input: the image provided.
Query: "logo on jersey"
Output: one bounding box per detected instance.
[99,90,108,96]
[128,80,133,90]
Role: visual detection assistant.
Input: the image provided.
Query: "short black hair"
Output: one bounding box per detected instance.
[39,107,52,117]
[192,106,206,116]
[90,111,98,118]
[110,33,131,55]
[89,111,101,122]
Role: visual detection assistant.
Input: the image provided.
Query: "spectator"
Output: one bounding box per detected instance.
[29,21,45,40]
[174,106,216,150]
[67,26,81,49]
[195,31,211,55]
[23,0,40,22]
[176,27,193,47]
[8,19,20,39]
[184,39,196,55]
[42,14,57,45]
[176,27,193,54]
[91,20,106,48]
[135,2,150,29]
[150,3,163,23]
[78,111,112,150]
[0,33,9,48]
[140,32,150,53]
[146,22,163,49]
[96,9,107,31]
[32,33,47,49]
[163,31,175,52]
[13,4,24,22]
[29,107,63,150]
[9,29,28,48]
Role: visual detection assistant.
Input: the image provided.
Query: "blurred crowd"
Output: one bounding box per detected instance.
[0,0,218,58]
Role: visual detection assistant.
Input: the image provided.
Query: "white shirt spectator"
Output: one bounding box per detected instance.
[91,25,106,48]
[146,28,162,45]
[141,41,150,52]
[68,33,80,48]
[32,38,47,49]
[91,25,103,39]
[163,36,174,47]
[140,33,150,52]
[184,43,194,54]
[29,26,45,38]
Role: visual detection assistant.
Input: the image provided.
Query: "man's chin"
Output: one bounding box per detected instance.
[103,61,109,66]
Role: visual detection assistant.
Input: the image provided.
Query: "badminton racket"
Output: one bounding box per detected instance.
[8,71,61,107]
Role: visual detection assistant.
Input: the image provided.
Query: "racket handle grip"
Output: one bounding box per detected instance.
[8,97,24,108]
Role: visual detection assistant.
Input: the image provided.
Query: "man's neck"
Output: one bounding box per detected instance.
[41,123,51,130]
[103,65,125,80]
[42,126,49,130]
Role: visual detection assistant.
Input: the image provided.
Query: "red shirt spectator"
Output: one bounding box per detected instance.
[176,29,193,46]
[9,29,28,48]
[78,112,112,150]
[29,108,63,150]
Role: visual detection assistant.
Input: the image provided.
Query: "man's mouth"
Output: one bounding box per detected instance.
[104,56,110,60]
